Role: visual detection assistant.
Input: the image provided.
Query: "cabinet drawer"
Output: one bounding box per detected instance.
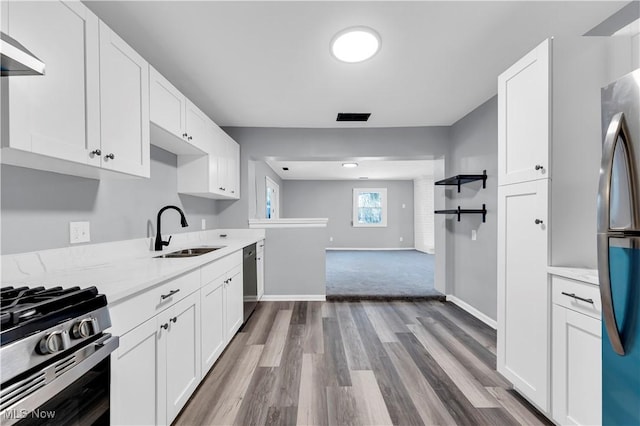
[110,269,200,335]
[552,276,601,320]
[201,251,242,285]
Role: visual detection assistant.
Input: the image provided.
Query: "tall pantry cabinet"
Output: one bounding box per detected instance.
[497,36,634,414]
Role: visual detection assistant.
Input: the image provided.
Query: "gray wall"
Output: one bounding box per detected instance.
[1,146,218,254]
[448,96,498,320]
[217,126,450,229]
[283,180,414,249]
[264,227,327,296]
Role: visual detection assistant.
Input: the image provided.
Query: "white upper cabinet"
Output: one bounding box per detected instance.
[150,67,188,148]
[98,21,150,178]
[1,1,100,171]
[498,39,550,186]
[185,100,209,153]
[177,122,240,200]
[149,67,206,155]
[1,1,150,179]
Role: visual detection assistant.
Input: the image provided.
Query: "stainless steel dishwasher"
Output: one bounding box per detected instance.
[243,243,258,322]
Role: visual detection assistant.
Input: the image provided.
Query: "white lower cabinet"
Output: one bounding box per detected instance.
[111,290,200,426]
[111,315,165,426]
[257,240,265,301]
[551,276,602,426]
[162,291,201,423]
[497,179,550,411]
[201,276,226,373]
[224,267,243,340]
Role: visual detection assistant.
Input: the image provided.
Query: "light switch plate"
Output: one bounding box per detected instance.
[471,229,477,241]
[201,219,206,230]
[70,221,90,244]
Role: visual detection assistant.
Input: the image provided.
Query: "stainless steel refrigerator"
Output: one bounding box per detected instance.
[598,68,640,426]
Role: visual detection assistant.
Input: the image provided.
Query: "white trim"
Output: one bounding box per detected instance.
[249,218,328,229]
[446,295,497,329]
[325,247,415,251]
[261,294,326,301]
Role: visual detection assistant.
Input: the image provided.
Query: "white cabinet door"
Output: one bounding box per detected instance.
[552,306,602,426]
[185,100,209,153]
[150,66,186,140]
[163,290,201,424]
[497,179,549,410]
[111,316,166,426]
[498,38,550,186]
[201,277,226,373]
[98,21,150,178]
[257,242,265,300]
[4,0,100,165]
[224,270,244,341]
[226,138,240,198]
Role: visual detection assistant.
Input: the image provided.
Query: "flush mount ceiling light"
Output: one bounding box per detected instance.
[342,162,359,168]
[331,27,380,63]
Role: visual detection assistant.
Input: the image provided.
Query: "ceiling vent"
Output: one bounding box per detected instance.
[336,112,371,122]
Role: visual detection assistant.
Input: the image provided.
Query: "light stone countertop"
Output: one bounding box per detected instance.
[547,266,599,286]
[2,231,263,305]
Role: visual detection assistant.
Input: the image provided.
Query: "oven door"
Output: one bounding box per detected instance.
[0,334,118,425]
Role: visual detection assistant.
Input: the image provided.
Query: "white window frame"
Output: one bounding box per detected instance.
[352,188,387,227]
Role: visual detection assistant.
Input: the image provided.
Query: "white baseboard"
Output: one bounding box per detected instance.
[261,294,326,301]
[446,295,497,329]
[325,247,415,251]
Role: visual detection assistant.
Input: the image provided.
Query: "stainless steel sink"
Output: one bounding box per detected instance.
[154,246,224,258]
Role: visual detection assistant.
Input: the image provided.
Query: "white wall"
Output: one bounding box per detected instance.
[413,176,435,253]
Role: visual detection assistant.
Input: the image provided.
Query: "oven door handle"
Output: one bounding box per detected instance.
[0,334,119,426]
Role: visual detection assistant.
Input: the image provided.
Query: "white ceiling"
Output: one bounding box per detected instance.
[266,159,434,180]
[85,1,625,128]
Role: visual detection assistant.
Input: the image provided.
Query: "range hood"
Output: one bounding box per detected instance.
[0,32,45,76]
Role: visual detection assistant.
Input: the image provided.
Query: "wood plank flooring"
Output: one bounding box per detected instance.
[174,301,551,426]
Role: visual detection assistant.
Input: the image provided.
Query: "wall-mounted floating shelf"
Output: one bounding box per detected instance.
[435,170,487,192]
[434,204,487,222]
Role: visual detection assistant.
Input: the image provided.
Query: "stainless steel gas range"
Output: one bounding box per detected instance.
[0,286,119,425]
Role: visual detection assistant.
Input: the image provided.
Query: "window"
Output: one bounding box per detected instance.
[353,188,387,227]
[265,176,280,219]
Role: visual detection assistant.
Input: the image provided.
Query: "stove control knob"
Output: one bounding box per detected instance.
[38,330,70,355]
[72,318,99,339]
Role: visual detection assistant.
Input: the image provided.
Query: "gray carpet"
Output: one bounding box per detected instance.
[325,250,440,297]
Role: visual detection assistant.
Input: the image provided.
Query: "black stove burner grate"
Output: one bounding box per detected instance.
[0,286,108,346]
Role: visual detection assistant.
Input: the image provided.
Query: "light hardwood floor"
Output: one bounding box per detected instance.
[174,300,551,426]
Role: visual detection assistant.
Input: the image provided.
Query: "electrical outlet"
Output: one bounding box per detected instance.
[329,236,334,242]
[402,203,406,209]
[471,229,477,241]
[201,219,206,230]
[70,221,90,244]
[399,237,404,242]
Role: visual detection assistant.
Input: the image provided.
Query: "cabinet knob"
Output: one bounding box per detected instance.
[188,136,193,141]
[231,190,235,194]
[161,323,169,330]
[170,317,177,323]
[535,165,543,171]
[535,219,544,225]
[219,187,226,191]
[182,133,188,138]
[105,153,115,160]
[90,149,102,157]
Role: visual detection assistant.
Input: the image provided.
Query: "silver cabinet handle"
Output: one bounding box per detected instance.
[535,219,544,225]
[105,153,115,160]
[561,291,594,304]
[161,323,168,330]
[90,149,102,156]
[170,317,177,323]
[535,164,544,171]
[161,289,180,300]
[597,112,638,356]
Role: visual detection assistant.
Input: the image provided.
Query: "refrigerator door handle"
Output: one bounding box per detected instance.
[597,112,638,356]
